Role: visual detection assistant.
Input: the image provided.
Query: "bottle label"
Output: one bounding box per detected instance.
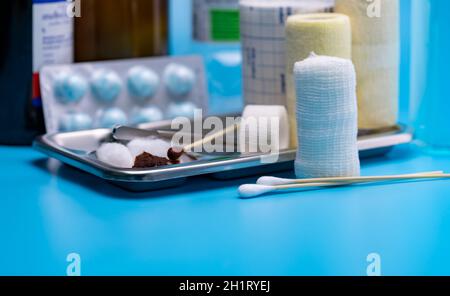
[210,8,240,41]
[32,0,73,106]
[193,0,240,42]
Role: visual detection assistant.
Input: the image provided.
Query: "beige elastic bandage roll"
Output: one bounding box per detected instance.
[285,13,352,147]
[335,0,400,130]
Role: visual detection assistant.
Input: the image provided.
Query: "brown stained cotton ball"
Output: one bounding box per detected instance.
[167,147,184,161]
[133,152,171,168]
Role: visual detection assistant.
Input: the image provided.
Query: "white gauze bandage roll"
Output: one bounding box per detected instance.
[335,0,400,130]
[240,0,334,107]
[294,54,360,178]
[239,105,290,155]
[285,13,352,147]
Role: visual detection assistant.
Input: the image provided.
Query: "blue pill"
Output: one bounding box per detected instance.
[127,66,159,100]
[54,72,88,103]
[99,107,128,128]
[163,63,196,97]
[131,107,164,125]
[166,102,198,119]
[91,69,122,102]
[59,112,93,132]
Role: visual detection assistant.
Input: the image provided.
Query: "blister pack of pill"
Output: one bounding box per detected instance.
[39,55,208,133]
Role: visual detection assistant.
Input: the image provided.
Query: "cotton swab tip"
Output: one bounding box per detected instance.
[257,176,294,186]
[238,184,276,199]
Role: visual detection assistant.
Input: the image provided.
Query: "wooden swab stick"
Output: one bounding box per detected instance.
[239,183,336,199]
[257,171,445,186]
[168,123,239,161]
[239,172,450,199]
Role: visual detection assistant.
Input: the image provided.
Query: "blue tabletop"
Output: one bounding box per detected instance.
[1,142,450,276]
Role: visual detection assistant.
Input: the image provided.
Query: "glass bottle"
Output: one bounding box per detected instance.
[410,0,450,152]
[0,0,73,145]
[74,0,169,62]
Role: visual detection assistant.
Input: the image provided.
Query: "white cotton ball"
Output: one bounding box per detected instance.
[91,69,122,102]
[96,143,134,168]
[163,63,196,97]
[127,137,171,158]
[239,105,290,154]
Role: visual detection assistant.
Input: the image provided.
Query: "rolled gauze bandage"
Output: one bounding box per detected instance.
[294,54,360,178]
[240,0,334,107]
[239,105,290,155]
[335,0,399,130]
[286,13,352,147]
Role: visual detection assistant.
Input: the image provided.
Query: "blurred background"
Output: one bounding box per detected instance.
[0,0,413,145]
[169,0,412,122]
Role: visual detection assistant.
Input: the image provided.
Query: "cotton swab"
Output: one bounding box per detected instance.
[240,171,450,199]
[168,104,290,161]
[256,171,445,186]
[239,183,337,199]
[167,123,239,161]
[112,123,239,161]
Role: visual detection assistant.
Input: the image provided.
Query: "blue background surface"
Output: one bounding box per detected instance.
[2,0,450,276]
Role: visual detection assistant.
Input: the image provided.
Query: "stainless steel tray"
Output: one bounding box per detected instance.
[33,122,412,192]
